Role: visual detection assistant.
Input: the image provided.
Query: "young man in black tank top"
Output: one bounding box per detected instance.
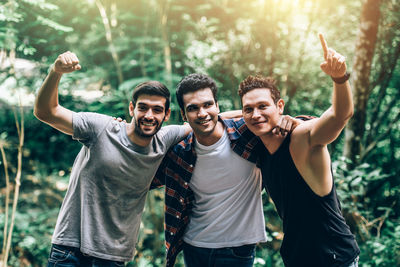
[238,34,360,266]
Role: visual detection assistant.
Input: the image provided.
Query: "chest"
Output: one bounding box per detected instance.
[190,142,256,194]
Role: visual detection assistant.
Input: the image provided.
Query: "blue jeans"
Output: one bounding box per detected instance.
[183,242,256,267]
[47,244,125,267]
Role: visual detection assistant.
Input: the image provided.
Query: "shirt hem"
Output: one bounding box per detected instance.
[182,236,267,249]
[51,239,134,262]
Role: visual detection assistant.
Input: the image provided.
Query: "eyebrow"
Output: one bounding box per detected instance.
[186,100,214,109]
[185,104,198,110]
[137,103,165,110]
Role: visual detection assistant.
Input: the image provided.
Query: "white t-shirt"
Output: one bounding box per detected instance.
[183,130,267,248]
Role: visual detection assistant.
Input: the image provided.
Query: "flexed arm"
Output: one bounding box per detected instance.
[34,51,81,135]
[309,34,354,147]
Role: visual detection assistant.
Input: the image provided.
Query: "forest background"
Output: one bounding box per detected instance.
[0,0,399,266]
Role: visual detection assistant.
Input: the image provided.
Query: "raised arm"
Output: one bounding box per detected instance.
[34,51,81,135]
[309,34,353,147]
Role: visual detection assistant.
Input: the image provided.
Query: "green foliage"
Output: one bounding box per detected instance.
[0,171,66,266]
[333,158,400,266]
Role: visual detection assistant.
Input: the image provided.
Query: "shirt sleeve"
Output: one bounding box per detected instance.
[72,112,112,147]
[230,117,260,164]
[149,149,172,189]
[159,125,187,149]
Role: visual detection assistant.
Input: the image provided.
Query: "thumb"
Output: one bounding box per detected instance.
[320,62,328,73]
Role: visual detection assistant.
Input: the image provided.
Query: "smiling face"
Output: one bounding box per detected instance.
[181,88,220,141]
[242,88,284,137]
[130,94,170,138]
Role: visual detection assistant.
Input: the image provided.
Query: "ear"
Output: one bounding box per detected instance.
[216,101,220,114]
[277,99,285,115]
[129,101,134,117]
[163,108,171,122]
[180,109,187,121]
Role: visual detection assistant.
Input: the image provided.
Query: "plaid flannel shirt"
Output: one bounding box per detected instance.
[150,116,260,267]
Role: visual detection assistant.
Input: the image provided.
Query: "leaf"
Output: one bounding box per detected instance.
[20,0,58,11]
[36,15,73,32]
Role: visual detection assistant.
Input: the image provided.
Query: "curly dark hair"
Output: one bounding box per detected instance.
[132,81,170,112]
[238,75,280,104]
[176,73,218,111]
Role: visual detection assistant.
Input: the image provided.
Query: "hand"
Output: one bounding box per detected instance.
[113,117,126,123]
[272,115,300,136]
[52,51,81,74]
[319,33,346,78]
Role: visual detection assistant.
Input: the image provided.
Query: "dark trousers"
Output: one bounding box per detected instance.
[47,244,125,267]
[183,242,256,267]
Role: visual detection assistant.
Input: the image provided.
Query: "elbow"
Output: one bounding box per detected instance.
[332,106,353,124]
[33,106,52,123]
[344,108,354,122]
[33,107,45,122]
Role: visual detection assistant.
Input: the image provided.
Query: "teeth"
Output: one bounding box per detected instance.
[142,123,154,126]
[199,120,209,124]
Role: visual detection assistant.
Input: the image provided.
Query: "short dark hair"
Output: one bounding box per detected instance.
[132,81,170,111]
[238,75,280,104]
[176,73,218,111]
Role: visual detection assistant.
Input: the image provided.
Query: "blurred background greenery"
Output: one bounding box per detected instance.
[0,0,399,266]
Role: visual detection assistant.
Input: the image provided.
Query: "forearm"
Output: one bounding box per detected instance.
[34,69,63,120]
[331,80,354,122]
[219,110,242,119]
[34,68,74,135]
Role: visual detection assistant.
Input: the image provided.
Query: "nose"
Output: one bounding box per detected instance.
[144,109,154,119]
[198,107,207,118]
[252,108,261,119]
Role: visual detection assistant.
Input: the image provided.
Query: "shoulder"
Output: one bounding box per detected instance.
[73,112,112,125]
[156,124,183,137]
[289,119,318,151]
[222,117,253,137]
[222,117,246,129]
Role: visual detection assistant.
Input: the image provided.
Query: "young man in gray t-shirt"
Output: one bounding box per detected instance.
[34,51,189,266]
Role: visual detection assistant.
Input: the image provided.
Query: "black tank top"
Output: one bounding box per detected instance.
[258,135,359,267]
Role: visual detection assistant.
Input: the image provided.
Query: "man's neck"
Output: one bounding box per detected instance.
[260,133,286,155]
[195,121,225,146]
[126,122,152,147]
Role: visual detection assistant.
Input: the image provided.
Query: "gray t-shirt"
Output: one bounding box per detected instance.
[51,112,186,262]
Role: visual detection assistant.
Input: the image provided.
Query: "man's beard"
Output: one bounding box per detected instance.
[133,117,164,138]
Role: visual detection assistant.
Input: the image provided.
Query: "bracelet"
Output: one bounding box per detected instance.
[331,72,350,84]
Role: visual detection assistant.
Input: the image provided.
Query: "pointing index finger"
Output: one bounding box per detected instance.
[319,33,328,59]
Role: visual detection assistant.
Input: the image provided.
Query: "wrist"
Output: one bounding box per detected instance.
[49,65,62,76]
[331,72,350,84]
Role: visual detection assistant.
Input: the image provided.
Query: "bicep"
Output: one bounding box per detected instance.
[45,106,74,135]
[309,108,347,146]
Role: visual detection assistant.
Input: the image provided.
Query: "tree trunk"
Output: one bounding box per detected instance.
[343,0,381,165]
[160,0,172,89]
[95,0,124,85]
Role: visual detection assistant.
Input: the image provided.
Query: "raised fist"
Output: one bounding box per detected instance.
[53,51,81,74]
